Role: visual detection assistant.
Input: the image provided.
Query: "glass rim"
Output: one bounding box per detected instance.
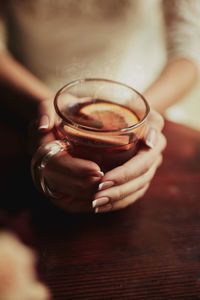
[54,78,150,133]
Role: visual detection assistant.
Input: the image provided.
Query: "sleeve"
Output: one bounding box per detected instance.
[0,2,8,51]
[163,0,200,71]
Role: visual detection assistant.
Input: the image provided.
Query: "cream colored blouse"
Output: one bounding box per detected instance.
[0,0,200,94]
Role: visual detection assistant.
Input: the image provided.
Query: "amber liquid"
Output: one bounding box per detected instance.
[58,99,140,172]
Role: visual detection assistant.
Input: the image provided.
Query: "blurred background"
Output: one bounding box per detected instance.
[165,78,200,130]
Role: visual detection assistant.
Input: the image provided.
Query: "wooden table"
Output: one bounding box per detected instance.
[0,119,200,299]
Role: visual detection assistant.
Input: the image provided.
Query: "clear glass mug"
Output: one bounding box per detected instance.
[53,78,150,212]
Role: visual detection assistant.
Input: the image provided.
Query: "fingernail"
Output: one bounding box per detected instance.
[145,128,157,149]
[97,171,104,177]
[92,196,110,208]
[98,181,114,191]
[90,170,104,177]
[38,115,49,131]
[94,203,112,213]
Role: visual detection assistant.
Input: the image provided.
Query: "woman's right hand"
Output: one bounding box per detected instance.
[42,149,104,212]
[31,98,104,212]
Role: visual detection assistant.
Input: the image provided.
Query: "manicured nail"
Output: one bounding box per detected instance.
[94,203,112,213]
[90,170,104,177]
[98,171,104,177]
[38,115,49,131]
[92,197,110,208]
[145,128,157,149]
[98,181,114,191]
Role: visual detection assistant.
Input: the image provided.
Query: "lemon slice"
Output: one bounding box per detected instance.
[80,102,139,130]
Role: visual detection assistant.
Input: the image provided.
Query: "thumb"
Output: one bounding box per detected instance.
[143,109,164,149]
[38,98,55,132]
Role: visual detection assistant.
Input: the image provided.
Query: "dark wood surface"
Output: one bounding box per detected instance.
[0,119,200,300]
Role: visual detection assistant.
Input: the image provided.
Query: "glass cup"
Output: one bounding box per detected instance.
[53,78,150,212]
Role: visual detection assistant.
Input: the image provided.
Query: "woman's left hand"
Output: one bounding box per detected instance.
[92,110,167,213]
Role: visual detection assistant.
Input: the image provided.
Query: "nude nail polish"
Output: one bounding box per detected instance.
[98,181,114,191]
[94,203,112,213]
[38,115,49,131]
[92,197,110,208]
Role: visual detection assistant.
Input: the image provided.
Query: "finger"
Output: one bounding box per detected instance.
[112,183,150,211]
[147,110,165,132]
[94,183,150,213]
[93,155,162,208]
[45,151,104,178]
[140,132,167,157]
[38,98,55,132]
[101,133,166,185]
[144,110,164,148]
[45,169,101,198]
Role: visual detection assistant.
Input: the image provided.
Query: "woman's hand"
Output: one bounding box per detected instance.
[92,110,167,213]
[0,232,50,300]
[32,100,166,213]
[31,98,104,213]
[42,150,104,212]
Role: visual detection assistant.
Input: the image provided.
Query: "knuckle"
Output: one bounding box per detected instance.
[108,186,126,203]
[114,187,126,202]
[117,167,130,184]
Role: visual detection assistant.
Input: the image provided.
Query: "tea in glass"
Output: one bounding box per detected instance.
[54,79,150,173]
